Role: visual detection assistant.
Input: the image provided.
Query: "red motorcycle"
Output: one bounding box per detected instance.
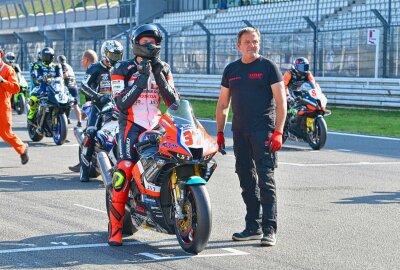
[98,99,218,254]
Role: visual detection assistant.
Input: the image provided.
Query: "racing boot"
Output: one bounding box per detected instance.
[108,164,133,246]
[79,162,90,182]
[27,96,38,121]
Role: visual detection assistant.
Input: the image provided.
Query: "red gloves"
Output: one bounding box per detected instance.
[217,132,225,152]
[266,130,283,152]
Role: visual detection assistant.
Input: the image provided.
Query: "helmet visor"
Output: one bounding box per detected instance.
[296,63,309,73]
[106,51,123,62]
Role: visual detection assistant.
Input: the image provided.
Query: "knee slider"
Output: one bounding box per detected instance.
[112,170,126,190]
[28,96,38,106]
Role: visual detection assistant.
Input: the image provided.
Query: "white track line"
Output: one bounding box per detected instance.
[139,248,249,260]
[0,239,174,254]
[74,204,106,214]
[281,161,400,167]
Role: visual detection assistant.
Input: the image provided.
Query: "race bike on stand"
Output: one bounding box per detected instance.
[11,73,29,115]
[27,76,73,145]
[73,100,119,178]
[283,81,331,150]
[98,100,218,254]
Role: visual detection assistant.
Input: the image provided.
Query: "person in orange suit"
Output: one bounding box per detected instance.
[0,46,29,164]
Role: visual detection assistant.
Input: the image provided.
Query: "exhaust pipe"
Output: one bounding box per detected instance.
[73,126,84,145]
[97,151,113,188]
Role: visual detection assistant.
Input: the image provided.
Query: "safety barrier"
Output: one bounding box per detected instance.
[22,72,400,109]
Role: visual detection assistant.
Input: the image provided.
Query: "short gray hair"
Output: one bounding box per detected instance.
[237,27,260,44]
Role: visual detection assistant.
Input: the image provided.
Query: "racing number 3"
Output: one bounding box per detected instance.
[183,130,201,146]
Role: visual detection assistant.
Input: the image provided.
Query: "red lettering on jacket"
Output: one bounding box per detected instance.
[248,73,263,80]
[229,76,241,82]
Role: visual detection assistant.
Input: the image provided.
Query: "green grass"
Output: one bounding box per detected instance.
[324,107,400,137]
[161,100,400,138]
[80,97,400,137]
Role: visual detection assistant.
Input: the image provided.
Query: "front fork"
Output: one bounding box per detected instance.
[170,165,201,219]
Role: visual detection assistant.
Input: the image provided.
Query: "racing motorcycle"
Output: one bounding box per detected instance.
[11,73,28,115]
[27,76,73,145]
[98,99,218,254]
[73,100,119,178]
[283,81,330,150]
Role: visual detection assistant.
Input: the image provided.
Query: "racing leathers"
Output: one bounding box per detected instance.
[79,61,113,182]
[29,60,42,92]
[283,67,316,95]
[27,62,62,120]
[107,58,179,245]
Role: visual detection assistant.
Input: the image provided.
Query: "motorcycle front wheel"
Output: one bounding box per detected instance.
[16,95,26,115]
[306,117,327,150]
[174,184,212,254]
[53,113,68,145]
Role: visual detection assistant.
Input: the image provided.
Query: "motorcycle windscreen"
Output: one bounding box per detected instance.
[298,82,328,108]
[166,99,218,156]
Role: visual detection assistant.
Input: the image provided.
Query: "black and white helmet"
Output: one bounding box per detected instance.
[5,52,15,64]
[101,40,123,67]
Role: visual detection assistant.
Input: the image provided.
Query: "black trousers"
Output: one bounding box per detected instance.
[233,130,277,233]
[81,104,101,168]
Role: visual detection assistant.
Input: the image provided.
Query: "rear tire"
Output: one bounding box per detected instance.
[306,117,327,150]
[27,121,44,142]
[174,184,212,254]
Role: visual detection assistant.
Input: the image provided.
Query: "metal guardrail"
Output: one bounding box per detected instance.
[22,72,400,109]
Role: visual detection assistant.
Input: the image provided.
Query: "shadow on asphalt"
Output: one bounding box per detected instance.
[333,191,400,204]
[0,173,104,192]
[0,232,260,268]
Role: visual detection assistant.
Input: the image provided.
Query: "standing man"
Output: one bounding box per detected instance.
[0,46,29,164]
[81,49,98,71]
[68,49,99,173]
[216,27,286,247]
[57,55,82,127]
[108,24,179,246]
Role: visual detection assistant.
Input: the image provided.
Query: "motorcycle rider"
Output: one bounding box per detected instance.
[27,47,63,121]
[108,24,179,246]
[57,55,82,127]
[29,50,42,92]
[283,57,316,101]
[79,40,123,183]
[5,52,24,108]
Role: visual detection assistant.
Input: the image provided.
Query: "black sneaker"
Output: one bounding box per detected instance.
[261,229,276,246]
[232,229,263,241]
[20,144,29,165]
[68,163,81,173]
[76,121,82,128]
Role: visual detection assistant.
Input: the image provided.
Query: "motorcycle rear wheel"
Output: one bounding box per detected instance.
[306,117,327,150]
[53,113,68,145]
[174,184,212,254]
[27,122,44,142]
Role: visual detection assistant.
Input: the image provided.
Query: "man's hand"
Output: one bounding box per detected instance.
[266,130,283,152]
[217,132,226,155]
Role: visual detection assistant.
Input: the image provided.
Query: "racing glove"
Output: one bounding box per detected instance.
[135,58,151,89]
[217,132,225,152]
[150,58,165,75]
[266,130,283,153]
